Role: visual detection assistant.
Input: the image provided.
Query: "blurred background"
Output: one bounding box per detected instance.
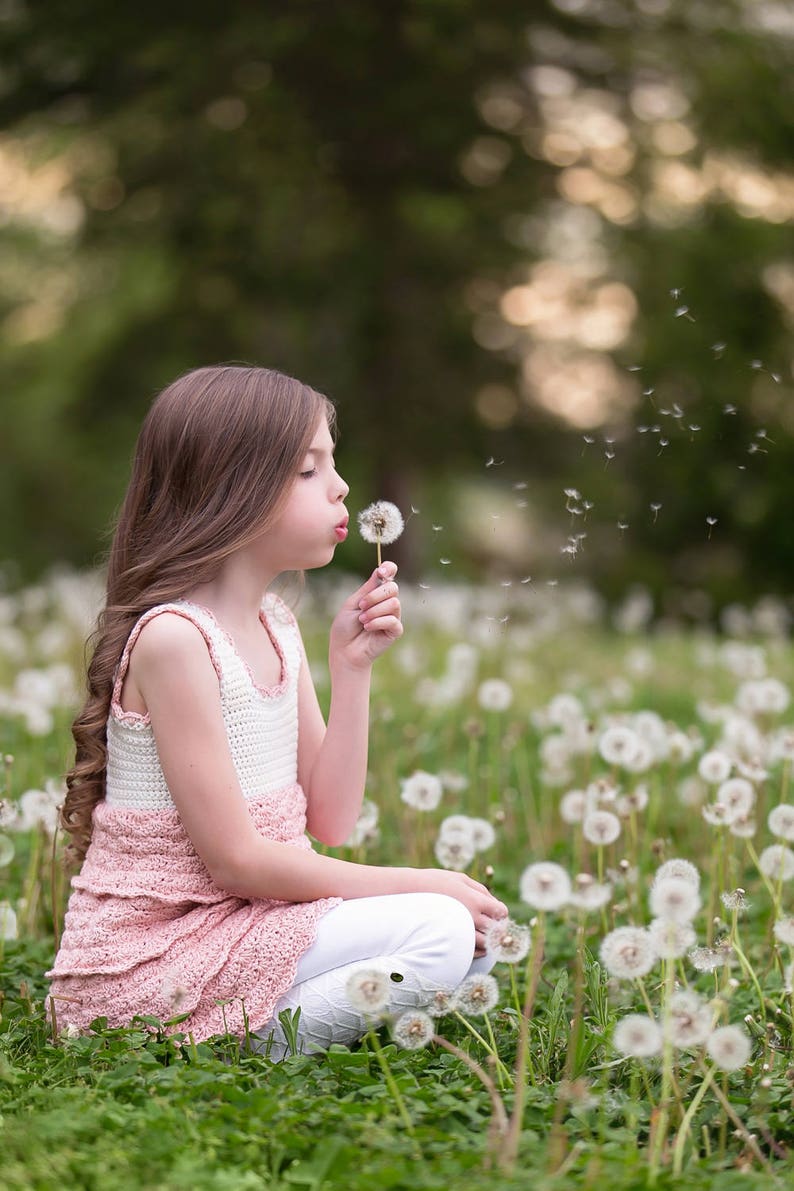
[1,0,792,617]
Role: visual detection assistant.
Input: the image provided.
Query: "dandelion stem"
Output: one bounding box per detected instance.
[672,1066,714,1176]
[500,913,545,1173]
[431,1034,508,1164]
[365,1027,415,1136]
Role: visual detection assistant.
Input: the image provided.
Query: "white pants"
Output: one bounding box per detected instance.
[252,892,493,1058]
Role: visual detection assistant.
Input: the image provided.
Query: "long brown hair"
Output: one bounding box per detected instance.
[61,364,335,861]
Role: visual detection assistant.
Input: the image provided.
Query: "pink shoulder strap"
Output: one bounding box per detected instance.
[110,603,223,719]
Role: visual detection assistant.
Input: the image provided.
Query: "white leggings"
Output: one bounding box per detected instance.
[252,892,494,1059]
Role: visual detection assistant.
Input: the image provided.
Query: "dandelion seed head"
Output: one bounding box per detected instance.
[477,678,513,712]
[452,973,500,1015]
[357,501,405,546]
[434,836,475,871]
[707,1024,751,1072]
[650,876,701,924]
[345,966,392,1014]
[648,918,696,959]
[569,875,612,912]
[758,844,794,882]
[698,749,733,785]
[768,804,794,843]
[600,926,657,979]
[392,1010,435,1050]
[485,918,531,963]
[715,777,755,821]
[653,858,701,891]
[612,1014,662,1058]
[689,942,734,972]
[773,917,794,946]
[720,889,749,912]
[666,990,713,1049]
[520,861,572,911]
[400,770,443,811]
[583,809,621,846]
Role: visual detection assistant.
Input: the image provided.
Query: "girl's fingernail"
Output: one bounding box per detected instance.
[358,613,367,623]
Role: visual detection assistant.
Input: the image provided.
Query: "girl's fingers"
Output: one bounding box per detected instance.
[359,596,400,622]
[359,615,403,637]
[358,582,400,612]
[343,563,398,611]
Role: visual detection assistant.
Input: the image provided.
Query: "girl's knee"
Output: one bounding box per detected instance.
[414,892,476,985]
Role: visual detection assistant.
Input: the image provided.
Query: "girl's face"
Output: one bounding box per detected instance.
[263,416,349,572]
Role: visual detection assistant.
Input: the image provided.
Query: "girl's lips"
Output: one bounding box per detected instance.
[334,525,348,542]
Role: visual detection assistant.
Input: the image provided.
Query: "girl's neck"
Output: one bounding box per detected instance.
[185,552,277,630]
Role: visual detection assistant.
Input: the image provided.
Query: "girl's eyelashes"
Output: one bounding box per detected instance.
[299,468,318,479]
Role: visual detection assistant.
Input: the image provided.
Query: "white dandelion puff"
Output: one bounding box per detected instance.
[469,817,496,852]
[400,770,443,811]
[560,789,588,824]
[768,804,794,843]
[715,777,755,821]
[773,917,794,946]
[0,901,18,941]
[600,926,657,980]
[477,678,513,712]
[648,918,696,959]
[698,749,733,785]
[612,1014,662,1058]
[520,862,571,911]
[569,874,612,912]
[345,966,393,1014]
[434,836,475,871]
[649,876,701,924]
[706,1025,751,1072]
[582,810,621,846]
[452,973,500,1016]
[392,1010,435,1050]
[357,501,405,546]
[484,918,531,963]
[720,889,749,912]
[653,858,701,891]
[666,991,713,1049]
[598,725,642,768]
[758,844,794,882]
[438,815,475,844]
[689,943,734,972]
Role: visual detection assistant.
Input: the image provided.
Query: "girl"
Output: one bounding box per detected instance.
[48,364,506,1055]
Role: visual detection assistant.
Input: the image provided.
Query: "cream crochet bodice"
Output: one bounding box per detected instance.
[106,595,302,810]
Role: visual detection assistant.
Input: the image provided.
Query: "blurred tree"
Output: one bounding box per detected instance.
[0,0,791,607]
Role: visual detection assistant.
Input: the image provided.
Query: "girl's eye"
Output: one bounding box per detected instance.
[299,468,317,479]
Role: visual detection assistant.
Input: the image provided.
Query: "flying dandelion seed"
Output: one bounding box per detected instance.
[650,502,662,523]
[712,341,726,358]
[357,501,404,567]
[485,457,504,467]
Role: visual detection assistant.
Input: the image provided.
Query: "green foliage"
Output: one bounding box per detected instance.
[0,1,791,602]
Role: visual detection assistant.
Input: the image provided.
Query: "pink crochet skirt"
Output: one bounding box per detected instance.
[47,787,341,1040]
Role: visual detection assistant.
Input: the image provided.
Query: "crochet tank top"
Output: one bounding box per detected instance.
[107,595,300,808]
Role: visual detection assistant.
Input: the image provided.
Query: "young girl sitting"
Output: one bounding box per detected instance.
[48,364,506,1055]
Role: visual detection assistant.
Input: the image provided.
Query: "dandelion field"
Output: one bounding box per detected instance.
[2,570,794,1189]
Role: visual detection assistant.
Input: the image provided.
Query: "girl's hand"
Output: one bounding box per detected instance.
[330,562,403,670]
[420,869,509,957]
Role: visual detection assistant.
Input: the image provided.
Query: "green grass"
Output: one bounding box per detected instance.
[2,573,794,1188]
